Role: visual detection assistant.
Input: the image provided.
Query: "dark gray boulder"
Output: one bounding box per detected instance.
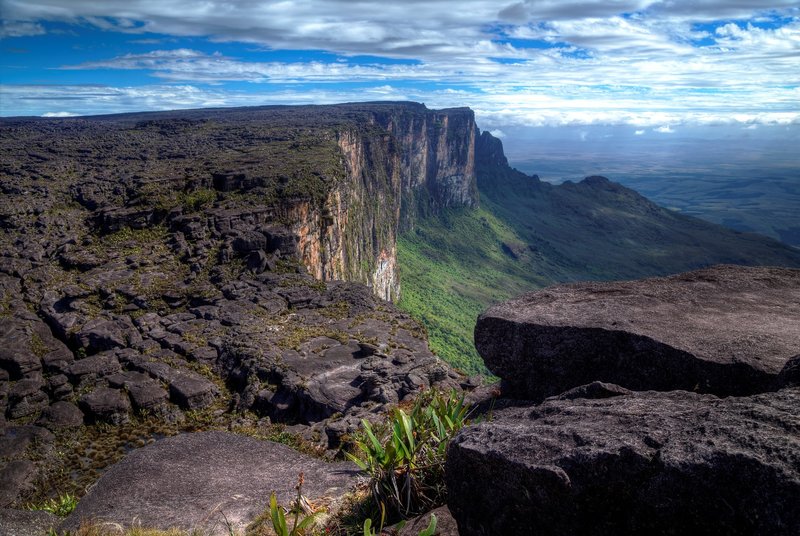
[777,355,800,388]
[7,378,49,419]
[76,316,140,353]
[0,508,60,536]
[66,352,121,385]
[107,371,169,411]
[0,460,37,507]
[61,431,360,535]
[37,401,85,429]
[475,265,800,400]
[78,387,131,425]
[446,387,800,536]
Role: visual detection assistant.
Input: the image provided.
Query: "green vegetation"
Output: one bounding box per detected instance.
[397,206,550,375]
[267,490,317,536]
[346,389,470,523]
[28,492,78,517]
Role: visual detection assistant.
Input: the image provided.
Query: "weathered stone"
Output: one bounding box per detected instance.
[0,460,37,507]
[0,508,60,536]
[78,387,131,425]
[0,426,55,458]
[476,265,800,400]
[37,401,85,429]
[66,352,121,384]
[7,379,49,419]
[396,506,459,536]
[446,388,800,536]
[61,431,359,535]
[232,231,267,253]
[550,381,633,401]
[777,354,800,388]
[107,371,169,411]
[125,358,217,410]
[0,323,41,379]
[76,316,140,353]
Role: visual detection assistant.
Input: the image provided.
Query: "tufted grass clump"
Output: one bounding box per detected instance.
[346,389,470,523]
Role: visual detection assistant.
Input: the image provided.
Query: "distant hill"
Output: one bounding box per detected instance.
[396,131,800,374]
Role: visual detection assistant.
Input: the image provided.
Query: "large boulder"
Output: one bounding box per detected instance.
[0,508,60,536]
[446,387,800,536]
[475,265,800,400]
[61,431,360,535]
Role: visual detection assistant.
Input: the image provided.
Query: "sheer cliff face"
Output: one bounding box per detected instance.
[293,104,479,301]
[0,103,478,302]
[374,106,478,223]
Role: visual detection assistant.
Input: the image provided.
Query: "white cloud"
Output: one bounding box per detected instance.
[489,129,506,138]
[654,125,674,133]
[41,111,78,117]
[1,1,799,125]
[634,129,645,135]
[0,20,45,38]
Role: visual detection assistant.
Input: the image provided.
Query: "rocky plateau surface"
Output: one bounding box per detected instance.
[0,103,473,514]
[449,264,800,535]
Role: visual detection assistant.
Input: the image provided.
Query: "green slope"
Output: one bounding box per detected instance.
[397,206,552,375]
[396,133,800,375]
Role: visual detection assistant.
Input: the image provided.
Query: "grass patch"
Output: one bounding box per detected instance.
[397,206,549,375]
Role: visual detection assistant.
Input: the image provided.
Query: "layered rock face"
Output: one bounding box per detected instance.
[448,265,800,535]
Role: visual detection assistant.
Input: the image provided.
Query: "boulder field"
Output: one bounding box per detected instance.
[448,264,800,535]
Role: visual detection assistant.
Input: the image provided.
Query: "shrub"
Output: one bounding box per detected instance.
[347,389,469,521]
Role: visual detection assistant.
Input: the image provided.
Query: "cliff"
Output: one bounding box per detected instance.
[0,103,471,508]
[0,103,477,302]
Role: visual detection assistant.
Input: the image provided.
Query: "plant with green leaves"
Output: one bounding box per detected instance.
[347,389,470,522]
[28,492,78,517]
[265,473,321,536]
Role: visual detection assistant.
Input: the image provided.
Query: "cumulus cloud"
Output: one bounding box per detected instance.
[654,125,674,133]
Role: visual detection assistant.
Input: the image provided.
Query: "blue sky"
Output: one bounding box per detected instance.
[1,1,799,132]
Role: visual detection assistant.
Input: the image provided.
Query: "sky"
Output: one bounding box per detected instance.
[1,1,799,132]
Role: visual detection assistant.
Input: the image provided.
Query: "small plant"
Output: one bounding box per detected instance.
[28,492,78,517]
[347,389,469,522]
[265,473,321,536]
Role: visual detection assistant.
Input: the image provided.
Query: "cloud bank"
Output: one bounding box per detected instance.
[1,1,798,127]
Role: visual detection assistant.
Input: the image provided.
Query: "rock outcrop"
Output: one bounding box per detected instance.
[0,508,59,536]
[0,103,470,508]
[475,265,800,400]
[61,431,360,535]
[447,387,800,536]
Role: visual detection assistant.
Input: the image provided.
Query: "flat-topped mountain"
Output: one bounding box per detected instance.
[2,102,800,515]
[1,102,477,302]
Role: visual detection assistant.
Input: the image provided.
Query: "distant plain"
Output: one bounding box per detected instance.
[503,125,800,247]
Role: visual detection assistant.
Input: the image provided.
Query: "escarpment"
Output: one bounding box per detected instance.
[0,103,478,511]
